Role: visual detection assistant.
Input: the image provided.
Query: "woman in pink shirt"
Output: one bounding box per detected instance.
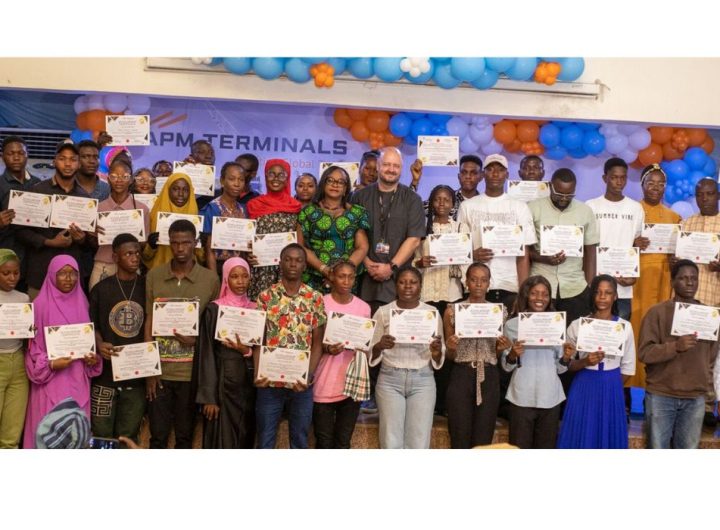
[313,260,371,448]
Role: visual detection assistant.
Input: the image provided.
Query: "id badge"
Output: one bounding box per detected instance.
[375,240,390,255]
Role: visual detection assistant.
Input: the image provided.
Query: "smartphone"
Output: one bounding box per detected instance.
[88,437,120,449]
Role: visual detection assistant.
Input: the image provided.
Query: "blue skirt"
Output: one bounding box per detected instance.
[557,366,628,449]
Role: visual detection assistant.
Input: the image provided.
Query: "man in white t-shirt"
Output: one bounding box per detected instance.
[586,157,645,320]
[457,154,537,312]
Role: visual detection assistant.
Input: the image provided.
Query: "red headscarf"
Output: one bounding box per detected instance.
[246,159,302,219]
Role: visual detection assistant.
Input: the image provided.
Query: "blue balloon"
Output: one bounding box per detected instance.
[568,148,588,159]
[404,61,434,84]
[431,126,445,135]
[450,58,486,82]
[223,57,252,75]
[545,146,567,160]
[684,147,708,171]
[703,157,718,177]
[485,57,516,73]
[539,124,561,148]
[506,58,538,81]
[373,57,404,82]
[207,58,222,66]
[470,69,499,90]
[433,57,451,64]
[558,58,585,81]
[252,57,285,80]
[404,133,418,146]
[70,129,85,143]
[433,63,461,89]
[666,159,690,183]
[405,112,427,121]
[552,120,572,129]
[327,57,347,75]
[80,130,93,141]
[664,186,677,204]
[300,57,328,65]
[389,113,412,138]
[347,58,374,79]
[577,122,601,131]
[582,131,606,155]
[689,170,706,188]
[428,114,452,125]
[410,118,434,138]
[560,125,583,150]
[284,58,311,83]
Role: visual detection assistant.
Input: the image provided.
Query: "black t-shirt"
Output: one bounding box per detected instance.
[89,274,146,387]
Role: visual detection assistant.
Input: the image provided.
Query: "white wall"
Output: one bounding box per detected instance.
[1,57,719,127]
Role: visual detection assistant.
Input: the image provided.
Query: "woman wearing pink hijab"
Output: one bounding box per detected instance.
[23,255,102,448]
[196,258,257,448]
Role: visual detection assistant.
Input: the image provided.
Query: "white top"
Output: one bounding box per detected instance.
[457,193,537,293]
[585,195,644,299]
[566,316,636,375]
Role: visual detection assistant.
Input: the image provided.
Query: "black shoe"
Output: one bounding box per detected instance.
[703,412,718,429]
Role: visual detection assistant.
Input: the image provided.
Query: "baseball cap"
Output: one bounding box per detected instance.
[55,139,79,156]
[483,154,508,170]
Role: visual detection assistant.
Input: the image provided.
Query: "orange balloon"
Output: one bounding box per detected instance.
[85,109,107,131]
[662,142,683,160]
[369,139,382,150]
[630,159,644,169]
[649,126,673,145]
[638,142,663,165]
[494,120,517,145]
[383,131,402,147]
[700,136,715,154]
[350,121,370,142]
[76,111,89,130]
[547,62,561,76]
[366,111,390,133]
[505,138,522,153]
[517,121,540,143]
[324,77,334,88]
[347,109,368,121]
[333,108,352,129]
[687,128,707,147]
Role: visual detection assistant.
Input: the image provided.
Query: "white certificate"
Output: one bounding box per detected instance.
[674,231,720,264]
[670,302,720,341]
[133,194,158,211]
[320,162,359,186]
[323,311,377,351]
[0,303,34,339]
[173,161,216,196]
[8,190,51,227]
[155,177,169,194]
[417,135,460,167]
[111,341,162,381]
[49,194,98,231]
[389,308,439,344]
[97,209,146,245]
[151,300,199,337]
[576,317,628,356]
[642,223,680,254]
[214,306,266,346]
[156,212,203,247]
[106,115,150,146]
[540,225,584,257]
[257,346,310,386]
[44,323,96,361]
[252,232,297,267]
[211,217,256,252]
[507,180,550,202]
[481,225,525,256]
[454,303,504,338]
[596,247,640,277]
[427,232,472,266]
[517,312,566,346]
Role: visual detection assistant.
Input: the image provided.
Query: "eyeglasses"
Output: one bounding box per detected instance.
[326,178,347,187]
[550,182,576,200]
[108,174,132,181]
[267,171,288,181]
[643,180,666,189]
[56,269,79,279]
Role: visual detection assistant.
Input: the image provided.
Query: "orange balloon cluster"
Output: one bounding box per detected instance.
[76,109,123,139]
[648,126,713,162]
[534,62,561,86]
[311,63,335,88]
[333,108,402,150]
[493,119,545,155]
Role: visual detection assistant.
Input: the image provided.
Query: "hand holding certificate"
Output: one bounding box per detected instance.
[152,300,199,336]
[252,232,297,267]
[517,312,566,346]
[454,303,504,338]
[427,233,472,266]
[540,225,584,257]
[417,136,459,167]
[0,303,34,338]
[8,190,51,227]
[671,302,720,341]
[596,247,640,277]
[481,225,525,257]
[50,195,99,231]
[324,311,377,350]
[576,318,628,356]
[105,115,150,146]
[45,323,96,360]
[257,346,310,387]
[642,223,680,254]
[214,306,266,346]
[97,210,146,245]
[674,231,720,264]
[111,342,162,381]
[389,308,439,344]
[211,217,256,252]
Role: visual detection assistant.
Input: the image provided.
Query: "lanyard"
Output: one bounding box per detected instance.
[378,190,397,241]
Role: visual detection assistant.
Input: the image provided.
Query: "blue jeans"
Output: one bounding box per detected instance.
[376,364,436,449]
[616,298,631,321]
[645,392,705,449]
[256,386,314,449]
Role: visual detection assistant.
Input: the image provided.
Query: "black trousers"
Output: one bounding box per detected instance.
[312,398,361,449]
[508,402,562,449]
[446,362,500,448]
[148,380,197,449]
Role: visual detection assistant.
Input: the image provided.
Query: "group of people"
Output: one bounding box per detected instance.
[0,131,717,450]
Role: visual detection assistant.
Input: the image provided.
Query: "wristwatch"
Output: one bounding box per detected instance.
[559,357,572,367]
[390,263,399,274]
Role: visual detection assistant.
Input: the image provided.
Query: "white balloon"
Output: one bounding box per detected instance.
[618,124,640,136]
[127,95,151,114]
[86,95,105,110]
[460,135,480,154]
[446,116,469,139]
[605,134,629,155]
[629,129,651,151]
[400,58,411,72]
[481,138,503,155]
[471,116,490,127]
[670,200,695,219]
[469,124,493,146]
[410,67,421,77]
[103,94,128,114]
[618,148,638,163]
[73,96,88,114]
[600,124,618,137]
[487,115,504,124]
